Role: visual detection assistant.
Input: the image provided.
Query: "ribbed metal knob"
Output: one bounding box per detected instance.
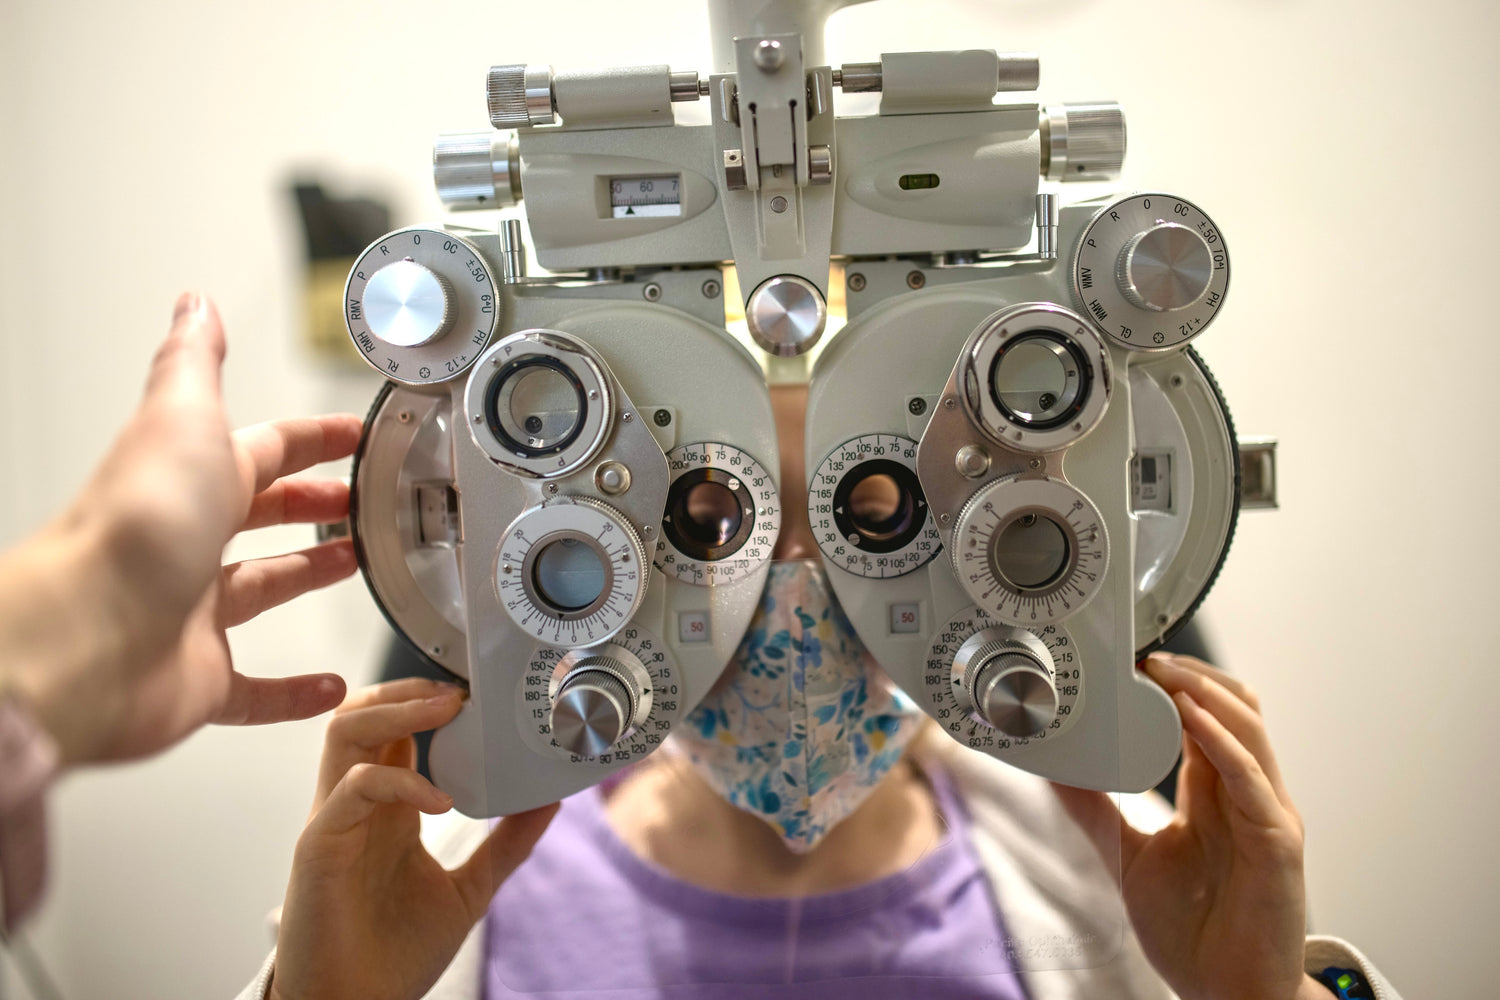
[487,64,555,128]
[1042,102,1127,182]
[363,260,453,348]
[973,656,1059,738]
[1116,223,1213,312]
[550,668,634,757]
[433,131,521,211]
[745,274,827,357]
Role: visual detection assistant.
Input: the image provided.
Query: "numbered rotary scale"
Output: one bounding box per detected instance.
[925,605,1083,752]
[1073,194,1229,351]
[517,624,682,764]
[654,443,781,585]
[344,227,500,383]
[809,433,943,578]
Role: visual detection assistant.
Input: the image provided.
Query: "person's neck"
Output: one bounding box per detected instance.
[602,746,944,897]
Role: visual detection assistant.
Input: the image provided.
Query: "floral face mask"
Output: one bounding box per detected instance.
[672,559,927,852]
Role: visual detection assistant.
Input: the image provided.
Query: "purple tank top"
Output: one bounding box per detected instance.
[482,763,1029,999]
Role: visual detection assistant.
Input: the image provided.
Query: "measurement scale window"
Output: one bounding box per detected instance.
[610,176,681,218]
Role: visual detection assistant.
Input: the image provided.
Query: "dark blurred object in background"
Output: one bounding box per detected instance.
[290,180,392,368]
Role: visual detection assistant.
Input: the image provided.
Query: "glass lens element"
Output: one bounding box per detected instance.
[992,513,1070,589]
[486,357,588,457]
[681,481,743,547]
[991,334,1083,426]
[847,473,914,542]
[531,537,606,612]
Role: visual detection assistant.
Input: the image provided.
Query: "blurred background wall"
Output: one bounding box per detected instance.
[1,0,1494,995]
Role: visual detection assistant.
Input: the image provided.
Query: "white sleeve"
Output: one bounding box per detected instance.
[233,949,276,1000]
[1305,937,1403,1000]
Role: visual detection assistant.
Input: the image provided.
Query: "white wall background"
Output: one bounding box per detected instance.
[1,0,1494,995]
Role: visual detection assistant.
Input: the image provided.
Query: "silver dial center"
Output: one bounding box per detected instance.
[550,667,635,757]
[746,275,827,357]
[364,259,454,348]
[1117,223,1213,313]
[974,654,1058,738]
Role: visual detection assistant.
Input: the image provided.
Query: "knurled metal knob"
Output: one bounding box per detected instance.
[550,666,635,757]
[972,655,1059,738]
[1116,223,1213,312]
[1042,102,1127,182]
[433,131,522,211]
[363,260,454,348]
[487,64,555,128]
[745,274,827,357]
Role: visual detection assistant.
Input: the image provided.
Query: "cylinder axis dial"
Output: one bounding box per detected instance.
[345,227,499,384]
[517,625,681,765]
[809,434,942,579]
[654,443,781,585]
[1073,194,1229,351]
[495,497,649,648]
[951,476,1108,625]
[953,627,1058,737]
[924,606,1083,754]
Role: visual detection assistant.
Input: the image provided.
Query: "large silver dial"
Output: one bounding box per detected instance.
[345,228,499,384]
[517,625,681,765]
[924,606,1083,753]
[495,496,648,647]
[1073,194,1229,351]
[654,443,780,585]
[809,434,942,579]
[950,476,1108,625]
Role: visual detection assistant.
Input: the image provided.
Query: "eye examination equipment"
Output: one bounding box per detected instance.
[342,0,1276,814]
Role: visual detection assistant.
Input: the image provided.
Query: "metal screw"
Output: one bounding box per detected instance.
[943,397,957,410]
[653,408,672,427]
[546,483,559,495]
[397,410,412,423]
[588,389,599,400]
[622,411,633,422]
[1156,613,1171,627]
[643,282,663,302]
[754,38,785,71]
[906,270,926,289]
[770,195,788,213]
[908,397,926,416]
[472,413,482,423]
[643,525,654,536]
[1029,458,1042,470]
[939,513,950,524]
[847,272,867,292]
[1169,373,1186,389]
[430,645,443,656]
[701,279,721,298]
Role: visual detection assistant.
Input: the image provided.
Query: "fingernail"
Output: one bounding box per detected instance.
[425,692,461,706]
[173,291,201,321]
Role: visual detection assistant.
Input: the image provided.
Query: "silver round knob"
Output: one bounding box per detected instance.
[487,64,555,128]
[363,260,454,348]
[745,274,827,357]
[433,131,521,211]
[1116,223,1213,313]
[550,667,635,757]
[972,656,1059,738]
[952,626,1059,737]
[1041,102,1126,182]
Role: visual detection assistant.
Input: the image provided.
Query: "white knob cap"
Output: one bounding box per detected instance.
[363,260,453,348]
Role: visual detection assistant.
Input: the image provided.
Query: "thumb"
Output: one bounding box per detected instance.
[452,803,560,920]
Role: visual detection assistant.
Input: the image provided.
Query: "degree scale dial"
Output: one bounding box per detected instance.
[1073,194,1229,351]
[345,227,500,384]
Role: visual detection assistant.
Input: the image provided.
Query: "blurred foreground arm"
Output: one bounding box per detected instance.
[0,294,359,925]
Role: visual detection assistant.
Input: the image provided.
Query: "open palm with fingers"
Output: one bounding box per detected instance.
[0,293,361,764]
[1052,654,1325,1000]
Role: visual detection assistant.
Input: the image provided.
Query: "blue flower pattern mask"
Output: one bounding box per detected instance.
[672,560,927,853]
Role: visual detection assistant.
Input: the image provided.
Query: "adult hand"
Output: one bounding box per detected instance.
[1052,653,1326,1000]
[0,293,359,764]
[271,680,558,1000]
